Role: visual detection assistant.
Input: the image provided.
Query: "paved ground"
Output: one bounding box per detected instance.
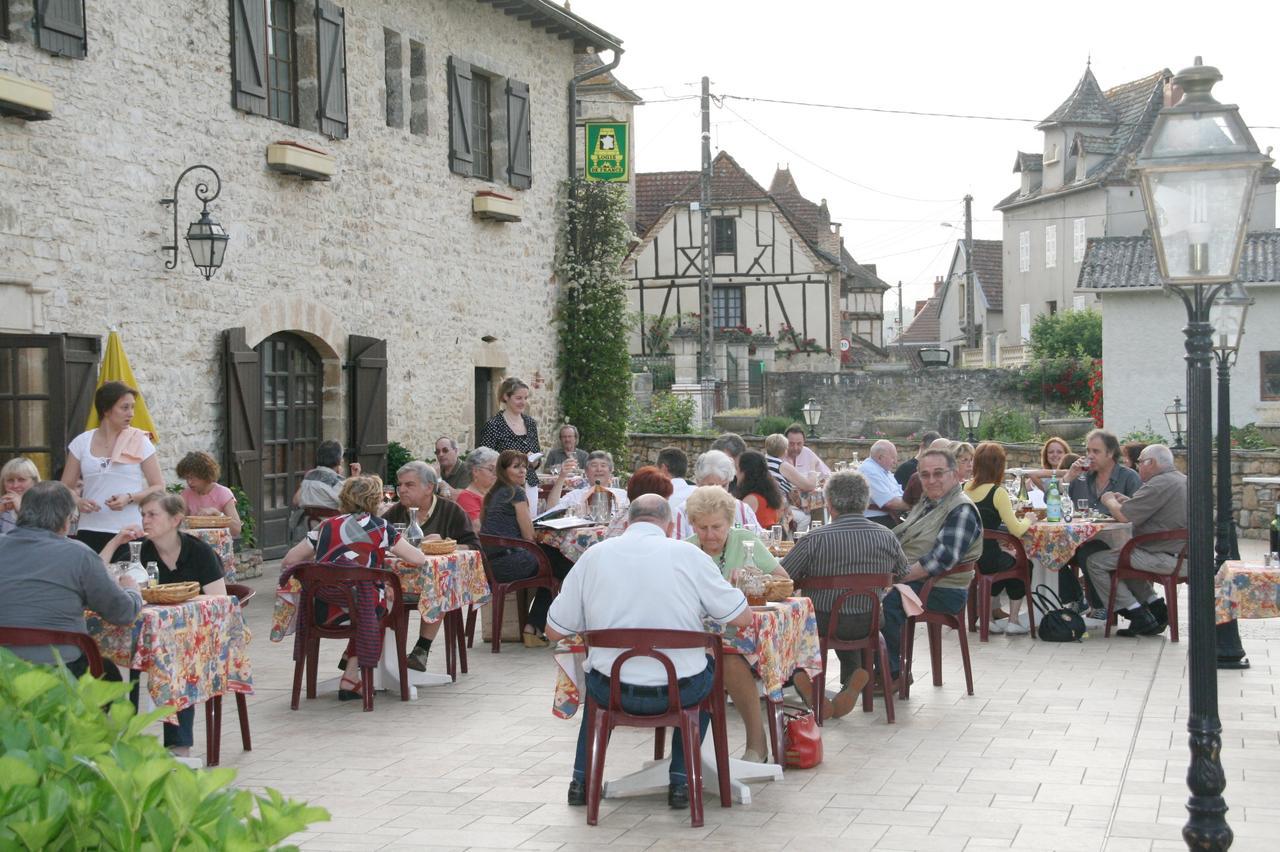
[193,540,1279,851]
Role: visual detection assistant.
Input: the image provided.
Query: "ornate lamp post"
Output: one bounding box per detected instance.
[1133,57,1272,850]
[801,397,822,439]
[1165,396,1187,449]
[958,397,982,443]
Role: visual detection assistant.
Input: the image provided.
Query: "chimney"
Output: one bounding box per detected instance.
[915,299,928,316]
[933,275,944,295]
[1163,71,1181,108]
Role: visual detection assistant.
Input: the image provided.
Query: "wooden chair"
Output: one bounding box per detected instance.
[477,534,561,653]
[1104,529,1189,641]
[0,627,105,676]
[968,531,1037,642]
[581,629,731,828]
[900,562,977,699]
[288,562,408,712]
[793,572,896,725]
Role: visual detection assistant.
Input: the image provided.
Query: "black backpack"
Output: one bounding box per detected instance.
[1032,584,1087,642]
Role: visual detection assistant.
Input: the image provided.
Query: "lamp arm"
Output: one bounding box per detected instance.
[160,165,222,270]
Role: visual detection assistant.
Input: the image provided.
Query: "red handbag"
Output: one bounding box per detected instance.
[782,709,823,769]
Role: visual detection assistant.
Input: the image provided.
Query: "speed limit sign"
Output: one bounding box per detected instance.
[839,338,851,352]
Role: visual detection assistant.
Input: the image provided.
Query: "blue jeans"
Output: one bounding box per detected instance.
[572,660,715,786]
[130,670,194,749]
[880,580,969,678]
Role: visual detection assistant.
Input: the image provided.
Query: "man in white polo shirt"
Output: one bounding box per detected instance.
[547,494,752,810]
[860,439,908,528]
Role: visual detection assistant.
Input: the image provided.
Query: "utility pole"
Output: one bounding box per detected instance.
[698,76,714,382]
[896,280,904,341]
[963,193,977,350]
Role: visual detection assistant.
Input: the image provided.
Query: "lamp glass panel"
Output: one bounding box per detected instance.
[1149,111,1251,158]
[1145,168,1252,280]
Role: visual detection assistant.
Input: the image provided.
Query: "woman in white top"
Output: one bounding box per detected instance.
[60,381,164,552]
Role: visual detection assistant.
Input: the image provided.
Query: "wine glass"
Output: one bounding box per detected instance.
[770,524,785,545]
[1077,499,1091,519]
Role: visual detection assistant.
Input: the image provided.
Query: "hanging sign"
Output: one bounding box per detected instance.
[584,122,629,182]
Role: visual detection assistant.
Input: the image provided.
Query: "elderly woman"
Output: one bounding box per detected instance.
[545,423,589,472]
[282,475,428,699]
[1,457,39,535]
[683,485,786,763]
[455,447,498,524]
[175,451,243,537]
[952,441,975,483]
[672,449,762,537]
[604,465,672,538]
[546,450,628,514]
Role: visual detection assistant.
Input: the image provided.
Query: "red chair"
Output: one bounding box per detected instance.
[289,562,408,712]
[0,627,105,676]
[1104,529,1188,641]
[900,562,977,700]
[967,531,1037,642]
[477,534,561,653]
[793,572,896,725]
[580,629,731,828]
[303,505,340,532]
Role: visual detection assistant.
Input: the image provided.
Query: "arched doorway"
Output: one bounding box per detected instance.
[257,332,323,554]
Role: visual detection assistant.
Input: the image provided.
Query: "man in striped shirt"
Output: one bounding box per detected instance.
[782,470,909,718]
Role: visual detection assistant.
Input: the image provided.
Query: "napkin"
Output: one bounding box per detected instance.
[110,427,151,465]
[894,583,924,616]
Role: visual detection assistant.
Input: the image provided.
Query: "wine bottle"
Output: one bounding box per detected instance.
[1270,503,1279,556]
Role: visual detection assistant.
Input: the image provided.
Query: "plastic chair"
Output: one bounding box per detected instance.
[793,572,896,725]
[900,562,977,699]
[476,534,561,653]
[580,629,731,828]
[0,626,105,676]
[1104,529,1188,641]
[968,531,1037,642]
[303,505,341,532]
[288,562,408,712]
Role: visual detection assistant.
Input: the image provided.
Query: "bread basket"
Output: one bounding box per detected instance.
[420,538,458,556]
[184,515,232,530]
[764,577,794,602]
[142,581,201,605]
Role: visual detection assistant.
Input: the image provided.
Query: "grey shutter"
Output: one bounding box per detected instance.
[34,0,87,59]
[347,336,388,480]
[223,328,263,548]
[506,79,532,189]
[315,0,349,139]
[447,56,473,175]
[230,0,268,116]
[48,333,100,476]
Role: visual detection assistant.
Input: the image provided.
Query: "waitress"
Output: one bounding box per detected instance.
[61,381,165,552]
[478,377,542,506]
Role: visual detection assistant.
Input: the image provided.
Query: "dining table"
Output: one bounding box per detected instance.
[1216,559,1280,624]
[1018,518,1132,614]
[536,523,610,563]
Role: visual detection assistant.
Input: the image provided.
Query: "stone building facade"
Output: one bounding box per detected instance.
[0,0,621,554]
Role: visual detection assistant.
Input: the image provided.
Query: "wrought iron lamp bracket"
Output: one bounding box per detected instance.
[159,164,222,271]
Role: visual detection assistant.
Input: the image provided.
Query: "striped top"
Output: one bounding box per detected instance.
[781,513,909,618]
[766,455,793,496]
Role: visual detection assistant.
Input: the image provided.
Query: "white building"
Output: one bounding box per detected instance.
[933,238,1004,366]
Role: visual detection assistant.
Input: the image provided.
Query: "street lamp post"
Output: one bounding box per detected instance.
[958,397,982,443]
[1133,57,1272,851]
[1165,396,1187,449]
[801,397,822,439]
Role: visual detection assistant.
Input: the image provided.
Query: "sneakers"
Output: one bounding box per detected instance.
[1147,598,1169,631]
[667,783,689,809]
[988,618,1007,634]
[567,779,586,806]
[1116,604,1164,637]
[1004,621,1030,636]
[406,644,430,672]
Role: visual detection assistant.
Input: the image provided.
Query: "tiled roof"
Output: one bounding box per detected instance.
[767,167,888,291]
[634,152,771,237]
[971,239,1004,311]
[1072,132,1120,155]
[634,170,698,235]
[473,0,622,52]
[1014,152,1043,172]
[1038,66,1118,128]
[573,52,643,103]
[673,151,772,204]
[898,295,942,344]
[1077,232,1280,291]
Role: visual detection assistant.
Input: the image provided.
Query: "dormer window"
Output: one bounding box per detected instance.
[1044,142,1060,165]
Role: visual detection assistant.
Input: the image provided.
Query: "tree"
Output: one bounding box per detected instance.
[1029,309,1102,360]
[556,179,633,461]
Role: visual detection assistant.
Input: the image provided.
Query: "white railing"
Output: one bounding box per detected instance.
[960,348,986,368]
[999,344,1031,368]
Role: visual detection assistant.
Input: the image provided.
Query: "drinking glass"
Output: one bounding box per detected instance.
[770,524,785,544]
[393,523,408,538]
[384,486,396,503]
[1076,499,1090,518]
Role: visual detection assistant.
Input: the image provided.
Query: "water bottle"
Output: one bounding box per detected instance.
[145,561,160,588]
[405,507,424,546]
[1045,476,1062,523]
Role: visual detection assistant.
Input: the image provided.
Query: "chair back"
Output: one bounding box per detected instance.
[793,572,893,643]
[1118,528,1188,574]
[918,561,978,601]
[303,505,341,532]
[226,583,256,607]
[0,626,105,677]
[982,529,1029,566]
[583,628,723,716]
[291,561,401,628]
[478,534,555,584]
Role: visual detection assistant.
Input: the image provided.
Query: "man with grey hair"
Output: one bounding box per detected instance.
[546,493,752,809]
[859,439,908,528]
[382,460,478,670]
[0,481,141,678]
[434,436,470,494]
[895,430,942,487]
[1085,444,1187,637]
[709,432,747,463]
[670,449,762,536]
[782,471,910,718]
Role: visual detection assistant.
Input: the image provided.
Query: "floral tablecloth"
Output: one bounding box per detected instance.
[536,525,609,563]
[1021,520,1132,573]
[551,596,822,719]
[86,595,253,714]
[270,551,490,641]
[1216,560,1280,624]
[190,527,236,580]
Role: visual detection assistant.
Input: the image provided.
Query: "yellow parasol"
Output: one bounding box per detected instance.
[85,330,159,442]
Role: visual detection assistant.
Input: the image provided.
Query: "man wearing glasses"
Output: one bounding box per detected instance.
[434,437,470,497]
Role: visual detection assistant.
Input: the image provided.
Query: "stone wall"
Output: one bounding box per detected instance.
[762,368,1068,438]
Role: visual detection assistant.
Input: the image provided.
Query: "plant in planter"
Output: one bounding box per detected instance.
[1040,404,1096,441]
[713,407,762,435]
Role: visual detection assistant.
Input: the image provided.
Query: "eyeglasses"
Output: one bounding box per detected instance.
[1137,457,1155,465]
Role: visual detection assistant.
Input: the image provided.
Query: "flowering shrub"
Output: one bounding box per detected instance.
[1087,360,1104,426]
[1007,358,1097,409]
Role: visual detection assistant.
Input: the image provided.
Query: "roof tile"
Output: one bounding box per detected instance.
[1078,231,1280,290]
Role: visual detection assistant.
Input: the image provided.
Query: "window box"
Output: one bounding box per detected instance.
[265,141,335,181]
[0,73,53,121]
[472,190,522,222]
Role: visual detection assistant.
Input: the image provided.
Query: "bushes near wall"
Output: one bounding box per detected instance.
[1030,309,1102,360]
[1007,358,1098,410]
[629,393,695,435]
[978,408,1038,444]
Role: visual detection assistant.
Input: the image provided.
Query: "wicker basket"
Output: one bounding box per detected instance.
[420,538,457,556]
[141,582,201,605]
[765,578,794,602]
[184,515,232,530]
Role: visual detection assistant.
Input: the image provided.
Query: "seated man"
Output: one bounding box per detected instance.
[433,436,471,496]
[0,481,142,679]
[546,495,752,809]
[1084,444,1187,637]
[382,461,479,671]
[657,446,694,508]
[783,470,909,718]
[298,440,348,510]
[709,432,748,468]
[895,431,941,488]
[671,449,762,537]
[546,450,629,514]
[784,425,831,479]
[860,440,909,528]
[546,423,590,471]
[879,448,982,690]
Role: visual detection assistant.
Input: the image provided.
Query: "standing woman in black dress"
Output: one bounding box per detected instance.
[479,377,542,506]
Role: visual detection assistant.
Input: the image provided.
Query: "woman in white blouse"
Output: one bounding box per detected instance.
[60,381,164,552]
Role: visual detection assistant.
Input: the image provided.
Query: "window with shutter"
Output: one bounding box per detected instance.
[447,56,473,175]
[1073,217,1087,263]
[348,336,388,480]
[34,0,87,59]
[266,0,298,125]
[223,328,263,551]
[1019,304,1031,343]
[314,0,348,139]
[506,79,531,189]
[230,0,268,116]
[471,72,492,179]
[1044,225,1057,269]
[1018,231,1030,273]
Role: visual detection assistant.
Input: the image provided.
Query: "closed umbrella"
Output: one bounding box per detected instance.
[85,330,159,442]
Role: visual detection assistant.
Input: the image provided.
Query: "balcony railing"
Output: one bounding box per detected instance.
[998,344,1031,368]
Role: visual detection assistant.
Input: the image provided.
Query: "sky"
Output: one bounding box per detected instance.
[567,0,1280,332]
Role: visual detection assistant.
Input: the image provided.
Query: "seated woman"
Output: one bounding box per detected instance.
[175,451,243,537]
[99,492,229,756]
[1027,436,1073,492]
[963,443,1033,636]
[953,441,975,483]
[683,485,788,764]
[1121,441,1148,470]
[603,465,672,538]
[545,450,628,515]
[731,450,785,531]
[455,447,498,524]
[281,475,427,700]
[762,433,817,498]
[1,456,40,535]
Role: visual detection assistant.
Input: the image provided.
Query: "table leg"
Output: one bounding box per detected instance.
[598,744,780,804]
[1216,620,1250,669]
[375,628,451,700]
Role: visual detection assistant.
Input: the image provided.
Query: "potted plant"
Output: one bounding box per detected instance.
[871,416,926,437]
[712,407,761,435]
[1040,404,1096,441]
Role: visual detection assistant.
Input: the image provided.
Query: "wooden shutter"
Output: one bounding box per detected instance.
[348,335,388,480]
[223,328,263,541]
[45,333,99,475]
[230,0,268,115]
[506,79,532,190]
[315,0,349,139]
[447,56,473,175]
[34,0,87,59]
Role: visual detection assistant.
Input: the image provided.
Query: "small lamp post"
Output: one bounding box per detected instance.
[958,397,982,443]
[161,164,229,280]
[1133,56,1272,850]
[801,397,822,439]
[1165,396,1187,449]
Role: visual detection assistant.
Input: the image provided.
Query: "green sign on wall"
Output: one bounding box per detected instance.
[584,122,629,182]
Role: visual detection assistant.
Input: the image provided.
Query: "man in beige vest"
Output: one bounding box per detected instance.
[879,448,983,690]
